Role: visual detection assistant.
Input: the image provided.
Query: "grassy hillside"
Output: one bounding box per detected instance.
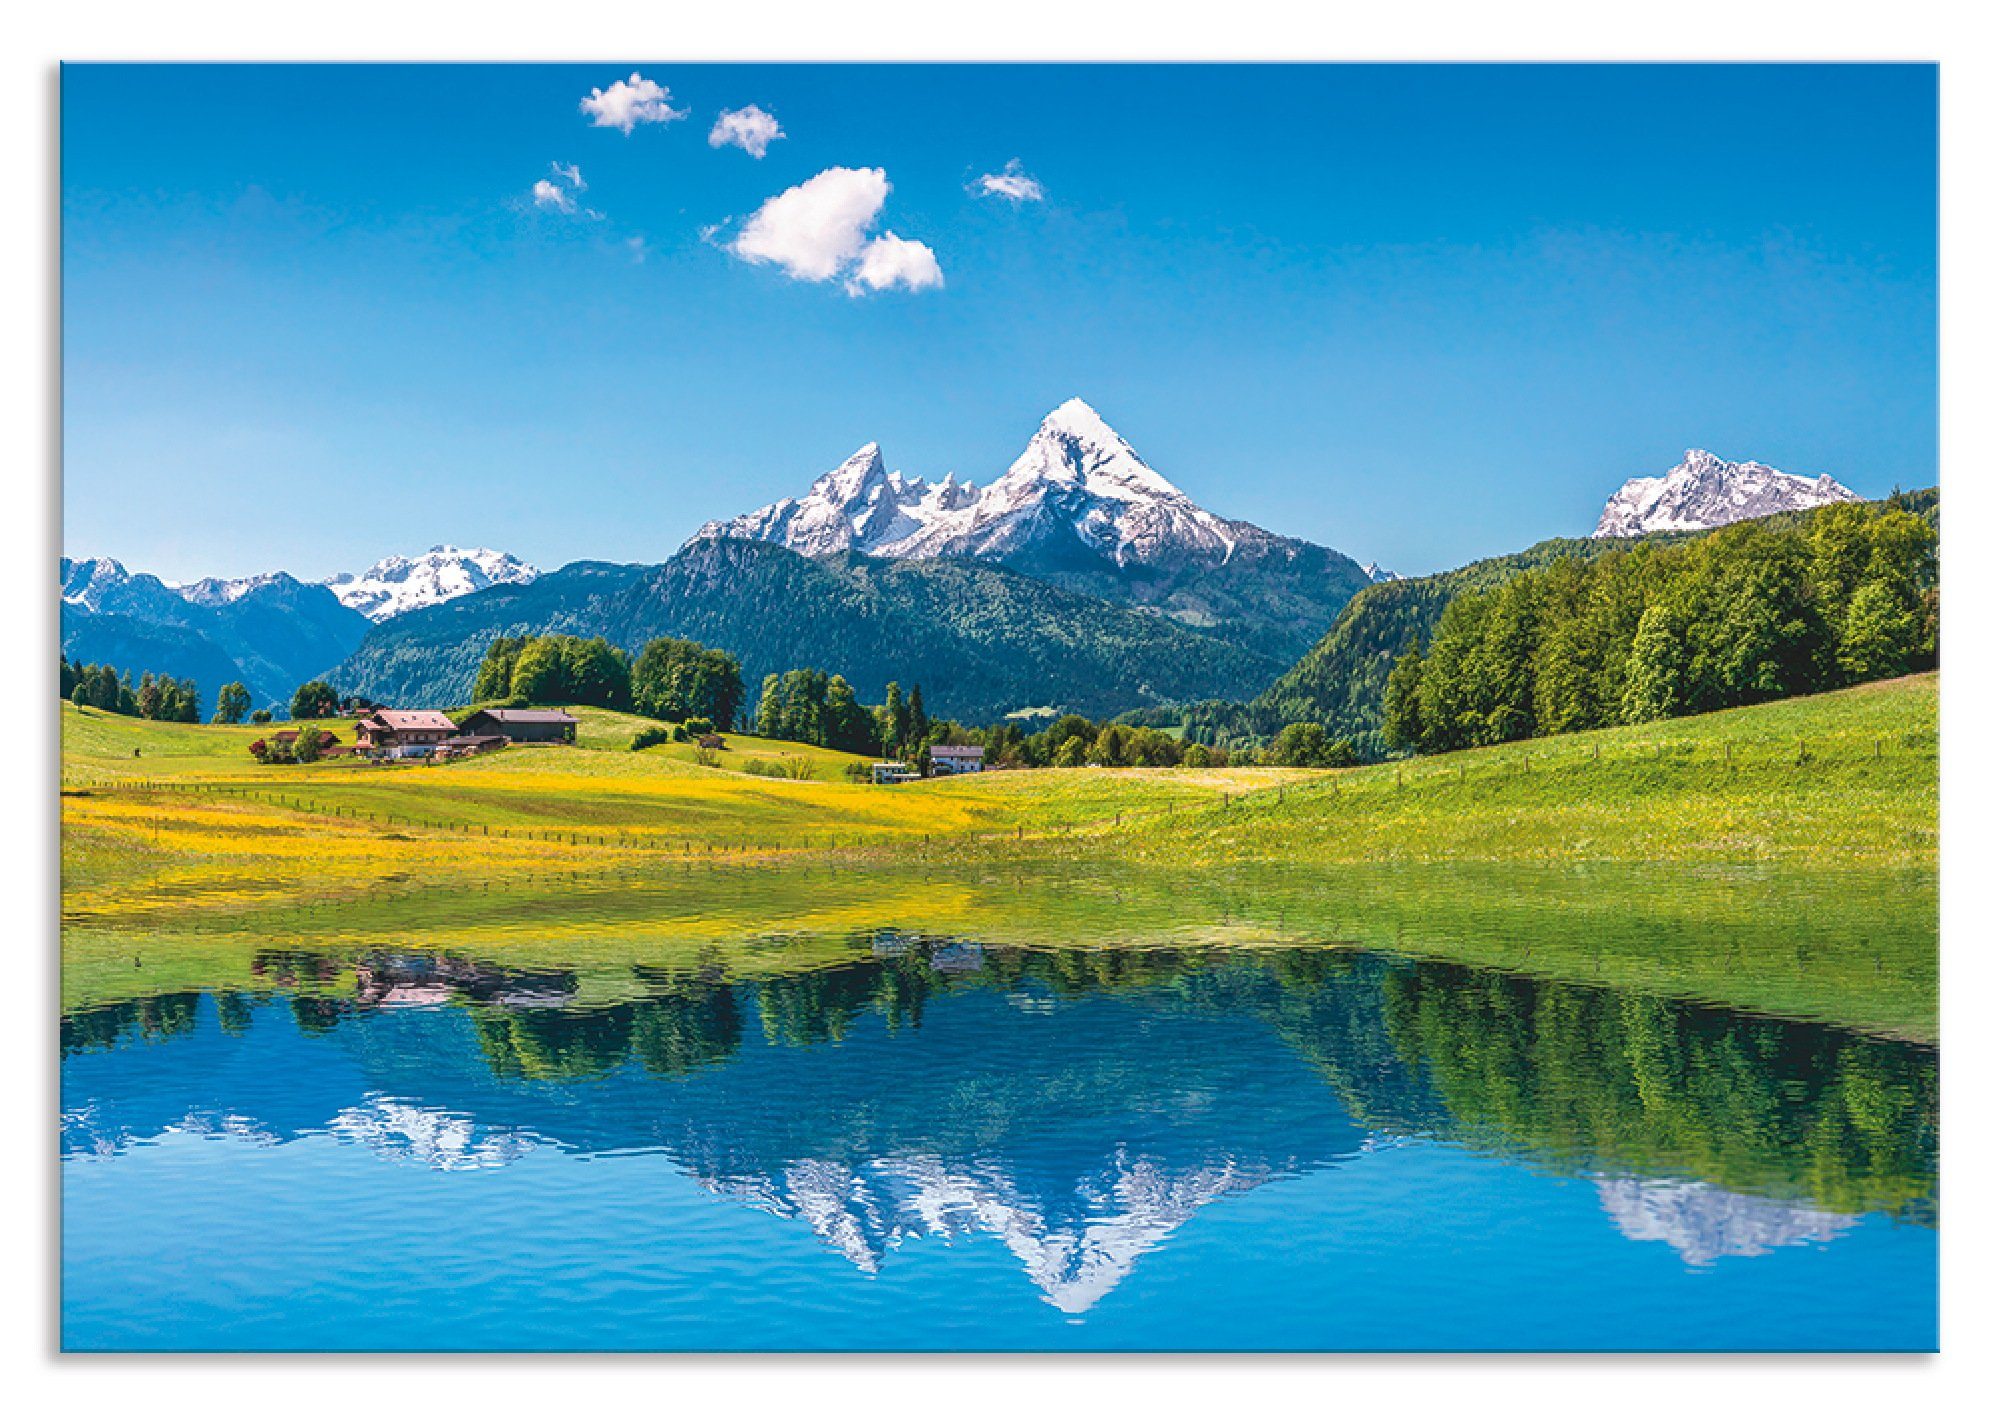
[1120,674,1936,868]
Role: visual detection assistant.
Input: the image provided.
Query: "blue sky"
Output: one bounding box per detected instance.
[61,64,1937,581]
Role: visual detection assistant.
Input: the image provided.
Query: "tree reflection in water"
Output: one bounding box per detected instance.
[60,934,1937,1299]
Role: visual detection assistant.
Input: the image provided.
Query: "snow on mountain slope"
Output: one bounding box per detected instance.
[1593,449,1859,538]
[325,546,540,621]
[176,571,299,607]
[693,399,1244,570]
[61,556,184,617]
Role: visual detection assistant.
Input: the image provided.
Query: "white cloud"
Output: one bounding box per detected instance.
[708,105,784,159]
[531,179,577,214]
[530,162,595,217]
[848,233,944,295]
[729,166,882,281]
[625,235,650,264]
[726,166,942,295]
[579,73,687,133]
[974,159,1045,203]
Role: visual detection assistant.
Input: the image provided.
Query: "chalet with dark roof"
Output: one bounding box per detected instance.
[459,708,579,744]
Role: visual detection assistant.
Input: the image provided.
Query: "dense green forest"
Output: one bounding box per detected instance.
[1380,499,1937,754]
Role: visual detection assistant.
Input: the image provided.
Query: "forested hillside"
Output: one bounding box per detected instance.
[325,560,650,709]
[333,537,1283,722]
[1186,489,1938,756]
[1381,497,1937,753]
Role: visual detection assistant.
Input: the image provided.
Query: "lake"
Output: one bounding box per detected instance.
[59,864,1938,1351]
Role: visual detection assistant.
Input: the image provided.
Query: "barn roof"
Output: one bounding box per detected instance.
[470,708,580,724]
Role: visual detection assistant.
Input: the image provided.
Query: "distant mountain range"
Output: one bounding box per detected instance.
[61,557,369,715]
[331,401,1393,718]
[59,547,534,714]
[1594,448,1858,538]
[326,545,540,621]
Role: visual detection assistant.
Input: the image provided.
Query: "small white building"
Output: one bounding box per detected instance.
[929,745,986,776]
[871,761,922,785]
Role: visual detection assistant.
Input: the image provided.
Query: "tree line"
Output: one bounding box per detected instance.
[62,654,208,723]
[1380,500,1938,756]
[472,633,747,728]
[746,671,1362,770]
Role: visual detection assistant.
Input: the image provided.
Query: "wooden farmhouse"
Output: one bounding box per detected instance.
[459,708,580,744]
[354,709,458,755]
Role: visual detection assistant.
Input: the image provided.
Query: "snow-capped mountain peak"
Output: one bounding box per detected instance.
[986,397,1190,507]
[1593,448,1860,538]
[325,546,540,622]
[692,399,1241,570]
[59,556,135,611]
[814,442,888,497]
[685,398,1379,656]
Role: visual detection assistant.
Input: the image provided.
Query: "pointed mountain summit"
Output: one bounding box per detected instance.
[1593,449,1859,538]
[692,399,1375,662]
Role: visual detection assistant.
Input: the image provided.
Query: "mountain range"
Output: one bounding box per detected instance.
[60,547,535,714]
[1593,448,1858,538]
[326,545,540,621]
[61,557,369,715]
[332,402,1391,719]
[63,411,1901,727]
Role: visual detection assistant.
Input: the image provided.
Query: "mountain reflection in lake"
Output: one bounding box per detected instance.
[61,938,1937,1351]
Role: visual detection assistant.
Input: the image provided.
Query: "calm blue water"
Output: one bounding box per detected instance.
[60,946,1938,1351]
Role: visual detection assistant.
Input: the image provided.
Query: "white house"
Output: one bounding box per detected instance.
[929,745,985,776]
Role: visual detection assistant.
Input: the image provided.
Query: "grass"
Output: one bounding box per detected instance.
[1097,674,1938,868]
